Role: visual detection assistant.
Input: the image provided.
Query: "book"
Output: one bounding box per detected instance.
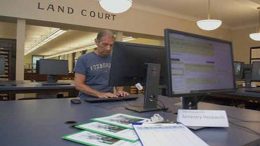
[92,113,147,129]
[63,130,141,146]
[75,122,139,142]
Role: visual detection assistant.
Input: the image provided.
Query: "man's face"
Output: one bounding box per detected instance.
[95,35,114,57]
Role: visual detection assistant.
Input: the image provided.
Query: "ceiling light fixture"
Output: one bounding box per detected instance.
[25,29,66,55]
[99,0,132,14]
[196,0,222,31]
[249,7,260,41]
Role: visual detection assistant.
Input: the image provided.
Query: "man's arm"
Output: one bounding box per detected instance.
[74,73,117,98]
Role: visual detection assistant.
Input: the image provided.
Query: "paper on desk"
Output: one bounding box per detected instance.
[177,109,229,127]
[75,122,139,142]
[133,123,209,146]
[63,131,141,146]
[92,113,148,129]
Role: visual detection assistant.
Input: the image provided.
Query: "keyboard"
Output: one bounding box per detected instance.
[41,82,71,86]
[84,95,138,103]
[0,83,17,86]
[0,81,18,86]
[245,88,260,93]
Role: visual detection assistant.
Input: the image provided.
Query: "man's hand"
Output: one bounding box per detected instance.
[115,90,129,97]
[96,92,118,98]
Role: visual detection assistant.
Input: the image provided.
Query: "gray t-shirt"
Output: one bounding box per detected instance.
[74,52,113,98]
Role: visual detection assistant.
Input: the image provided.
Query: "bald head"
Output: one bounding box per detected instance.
[96,30,115,42]
[94,30,115,57]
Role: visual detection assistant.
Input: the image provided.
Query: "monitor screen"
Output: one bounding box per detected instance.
[164,29,235,97]
[251,61,260,81]
[234,61,244,80]
[109,41,166,88]
[0,56,5,75]
[36,59,68,75]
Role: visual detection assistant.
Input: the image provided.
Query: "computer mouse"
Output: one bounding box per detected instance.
[70,99,82,104]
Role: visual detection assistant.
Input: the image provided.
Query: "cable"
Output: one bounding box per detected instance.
[229,120,260,136]
[156,98,168,111]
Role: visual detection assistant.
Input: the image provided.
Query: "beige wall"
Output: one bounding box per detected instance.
[0,22,16,39]
[128,38,163,46]
[232,27,260,64]
[0,0,231,40]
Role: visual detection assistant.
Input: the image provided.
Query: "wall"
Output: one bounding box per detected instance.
[128,38,163,46]
[0,0,231,40]
[0,22,16,39]
[232,27,260,63]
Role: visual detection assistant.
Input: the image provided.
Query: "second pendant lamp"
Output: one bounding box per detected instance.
[196,0,222,31]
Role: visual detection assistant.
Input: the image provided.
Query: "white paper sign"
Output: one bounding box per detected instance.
[133,123,209,146]
[177,109,229,127]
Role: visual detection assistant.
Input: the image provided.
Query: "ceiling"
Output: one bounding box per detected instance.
[134,0,260,28]
[24,0,260,57]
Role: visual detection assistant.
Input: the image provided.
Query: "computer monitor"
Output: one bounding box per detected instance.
[0,56,5,75]
[251,61,260,81]
[164,29,236,109]
[234,61,244,80]
[109,41,168,112]
[36,59,68,84]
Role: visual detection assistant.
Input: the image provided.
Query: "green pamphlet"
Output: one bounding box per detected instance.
[63,130,141,146]
[92,113,147,129]
[75,122,139,142]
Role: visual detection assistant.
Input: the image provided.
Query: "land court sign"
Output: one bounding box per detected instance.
[37,1,116,21]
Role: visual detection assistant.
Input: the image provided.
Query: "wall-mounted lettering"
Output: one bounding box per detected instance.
[37,2,116,21]
[38,2,74,14]
[81,10,115,20]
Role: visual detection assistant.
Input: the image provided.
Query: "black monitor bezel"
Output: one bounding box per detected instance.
[251,61,260,81]
[109,41,166,87]
[164,28,236,97]
[36,59,69,75]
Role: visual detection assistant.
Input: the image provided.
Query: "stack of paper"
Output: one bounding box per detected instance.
[75,122,138,142]
[62,113,146,146]
[63,113,210,146]
[63,131,140,146]
[92,113,147,129]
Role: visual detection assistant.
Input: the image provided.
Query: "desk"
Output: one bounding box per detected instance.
[0,81,77,100]
[205,88,260,110]
[0,96,259,146]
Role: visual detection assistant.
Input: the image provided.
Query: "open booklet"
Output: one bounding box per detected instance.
[92,113,148,129]
[75,122,139,142]
[63,130,141,146]
[133,123,209,146]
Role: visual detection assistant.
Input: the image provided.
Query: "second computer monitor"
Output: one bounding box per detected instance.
[36,59,68,83]
[251,61,260,81]
[233,61,244,80]
[0,56,5,75]
[109,41,166,87]
[164,29,235,97]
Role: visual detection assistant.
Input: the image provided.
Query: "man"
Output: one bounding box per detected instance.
[74,30,129,99]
